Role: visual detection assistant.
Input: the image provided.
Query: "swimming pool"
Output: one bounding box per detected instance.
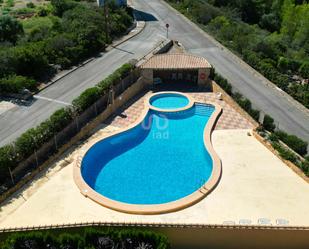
[149,92,190,110]
[75,92,222,214]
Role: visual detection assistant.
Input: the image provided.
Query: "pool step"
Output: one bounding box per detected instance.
[194,104,214,116]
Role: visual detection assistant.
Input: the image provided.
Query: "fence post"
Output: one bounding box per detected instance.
[54,135,58,151]
[94,102,98,116]
[75,116,79,132]
[34,150,39,167]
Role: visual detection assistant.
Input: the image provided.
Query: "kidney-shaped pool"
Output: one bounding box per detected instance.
[76,92,222,214]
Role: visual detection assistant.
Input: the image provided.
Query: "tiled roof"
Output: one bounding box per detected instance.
[141,53,211,70]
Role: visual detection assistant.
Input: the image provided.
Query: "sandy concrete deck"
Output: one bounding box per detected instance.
[1,128,309,228]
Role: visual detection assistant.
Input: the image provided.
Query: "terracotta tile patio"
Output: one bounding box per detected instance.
[107,92,255,130]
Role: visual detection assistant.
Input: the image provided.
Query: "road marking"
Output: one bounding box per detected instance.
[34,95,72,106]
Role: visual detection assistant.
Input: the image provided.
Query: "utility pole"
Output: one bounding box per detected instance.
[104,0,110,43]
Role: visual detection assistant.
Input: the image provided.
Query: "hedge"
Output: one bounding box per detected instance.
[0,75,36,94]
[74,63,135,112]
[262,114,276,132]
[274,130,308,156]
[72,87,101,113]
[0,227,170,249]
[0,63,134,188]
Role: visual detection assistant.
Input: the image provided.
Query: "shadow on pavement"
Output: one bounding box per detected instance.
[134,9,158,22]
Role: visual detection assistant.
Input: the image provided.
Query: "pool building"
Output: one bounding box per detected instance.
[141,53,212,88]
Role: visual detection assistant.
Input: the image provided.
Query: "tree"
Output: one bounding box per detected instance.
[0,145,17,183]
[51,0,77,17]
[13,43,50,79]
[0,75,36,94]
[259,13,281,32]
[45,34,80,68]
[0,16,24,44]
[299,62,309,78]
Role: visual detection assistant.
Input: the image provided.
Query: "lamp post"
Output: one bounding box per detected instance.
[165,23,169,39]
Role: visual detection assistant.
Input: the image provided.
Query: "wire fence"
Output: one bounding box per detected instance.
[0,221,309,234]
[1,69,141,197]
[0,220,308,234]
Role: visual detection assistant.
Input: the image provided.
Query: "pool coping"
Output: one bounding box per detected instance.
[73,91,223,214]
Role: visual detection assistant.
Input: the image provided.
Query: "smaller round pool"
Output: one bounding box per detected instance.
[149,93,190,110]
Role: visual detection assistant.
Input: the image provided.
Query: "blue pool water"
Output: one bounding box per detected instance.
[81,104,215,205]
[150,93,189,109]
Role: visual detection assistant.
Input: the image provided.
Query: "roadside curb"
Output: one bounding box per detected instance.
[160,0,309,116]
[35,15,145,95]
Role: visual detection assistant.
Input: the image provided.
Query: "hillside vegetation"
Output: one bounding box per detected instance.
[0,0,133,95]
[167,0,309,108]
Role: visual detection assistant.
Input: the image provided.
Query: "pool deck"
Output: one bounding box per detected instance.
[1,92,309,228]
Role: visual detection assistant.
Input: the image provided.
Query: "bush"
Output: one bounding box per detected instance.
[0,145,17,183]
[13,43,50,79]
[97,63,134,92]
[274,130,308,156]
[0,75,36,94]
[45,33,80,68]
[272,142,298,164]
[72,87,101,113]
[0,227,170,249]
[233,92,260,121]
[0,15,24,44]
[214,72,232,95]
[299,62,309,79]
[26,2,35,8]
[263,114,276,132]
[51,0,77,17]
[300,160,309,176]
[49,108,73,133]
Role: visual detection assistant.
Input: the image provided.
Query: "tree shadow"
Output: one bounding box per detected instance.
[133,9,158,22]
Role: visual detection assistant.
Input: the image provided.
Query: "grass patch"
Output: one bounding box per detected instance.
[22,15,56,33]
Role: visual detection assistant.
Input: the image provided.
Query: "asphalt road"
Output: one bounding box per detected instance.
[0,0,308,148]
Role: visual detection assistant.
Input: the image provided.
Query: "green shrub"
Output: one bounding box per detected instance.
[26,2,35,8]
[300,160,309,176]
[51,0,77,17]
[269,132,279,142]
[263,114,276,132]
[0,75,36,94]
[272,142,298,164]
[13,42,50,79]
[214,72,232,95]
[49,108,73,133]
[12,7,36,15]
[299,62,309,79]
[97,63,134,92]
[0,15,24,44]
[72,87,101,113]
[274,130,308,156]
[0,145,17,182]
[0,228,170,249]
[233,92,260,121]
[116,63,134,78]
